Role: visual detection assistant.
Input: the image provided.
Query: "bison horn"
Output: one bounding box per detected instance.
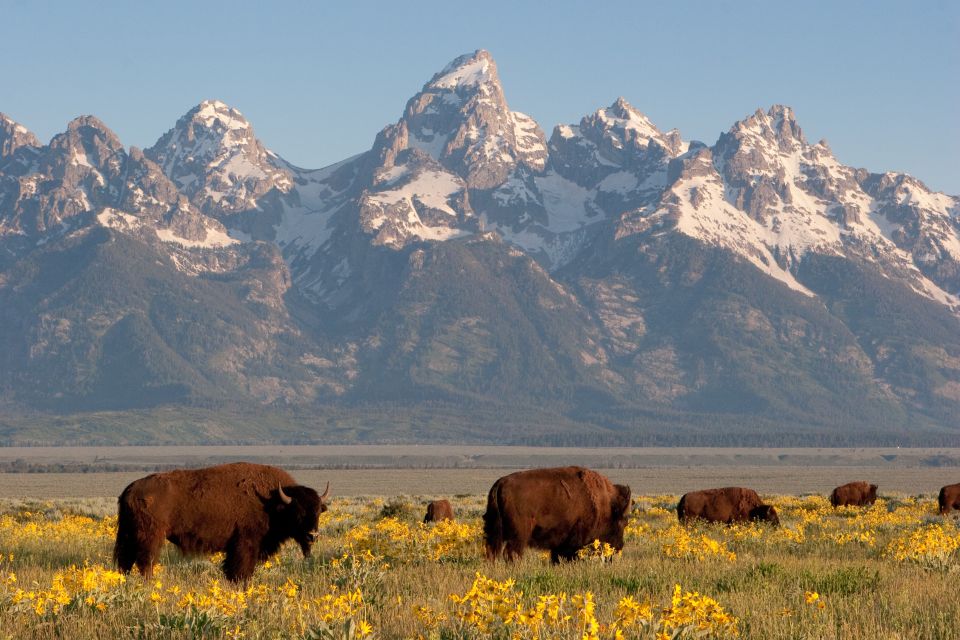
[278,483,293,505]
[320,481,330,502]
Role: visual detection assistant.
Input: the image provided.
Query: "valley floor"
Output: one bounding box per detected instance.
[1,445,958,497]
[0,465,957,499]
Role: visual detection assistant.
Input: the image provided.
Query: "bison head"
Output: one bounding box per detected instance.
[868,484,878,502]
[601,484,632,551]
[749,504,780,527]
[271,482,330,556]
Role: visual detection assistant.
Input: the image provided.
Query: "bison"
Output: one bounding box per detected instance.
[939,483,960,515]
[423,499,454,523]
[829,481,878,507]
[677,487,780,526]
[483,466,632,563]
[113,462,329,582]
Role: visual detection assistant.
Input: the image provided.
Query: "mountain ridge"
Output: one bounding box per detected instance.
[1,49,958,445]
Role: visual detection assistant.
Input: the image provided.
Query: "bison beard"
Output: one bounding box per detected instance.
[483,466,631,563]
[677,487,780,526]
[113,462,329,582]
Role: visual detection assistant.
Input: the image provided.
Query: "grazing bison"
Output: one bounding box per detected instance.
[423,499,454,523]
[113,462,329,582]
[677,487,780,526]
[484,466,632,563]
[829,481,878,507]
[939,483,960,515]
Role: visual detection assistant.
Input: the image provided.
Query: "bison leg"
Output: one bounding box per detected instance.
[549,547,578,564]
[503,538,525,562]
[223,534,259,583]
[484,539,503,561]
[133,532,164,579]
[113,535,138,575]
[549,549,571,564]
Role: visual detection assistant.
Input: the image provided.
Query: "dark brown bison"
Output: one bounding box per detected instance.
[483,466,632,563]
[677,487,780,526]
[939,483,960,515]
[113,462,329,582]
[829,481,878,507]
[423,499,454,523]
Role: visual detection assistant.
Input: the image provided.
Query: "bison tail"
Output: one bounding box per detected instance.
[483,483,504,561]
[113,486,138,573]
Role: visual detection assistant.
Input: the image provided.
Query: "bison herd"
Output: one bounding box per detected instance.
[112,463,960,582]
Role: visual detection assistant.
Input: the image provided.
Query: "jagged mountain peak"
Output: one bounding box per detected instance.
[0,113,40,143]
[185,99,253,133]
[54,115,124,149]
[598,97,664,141]
[44,115,126,176]
[426,49,497,91]
[373,49,546,190]
[0,113,41,158]
[152,99,256,159]
[146,100,292,215]
[727,104,806,151]
[65,114,114,132]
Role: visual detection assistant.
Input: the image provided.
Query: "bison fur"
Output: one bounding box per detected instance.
[113,462,329,582]
[829,481,878,507]
[483,466,631,563]
[677,487,780,526]
[423,499,454,523]
[939,483,960,515]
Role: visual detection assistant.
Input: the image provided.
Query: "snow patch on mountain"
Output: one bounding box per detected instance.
[96,208,141,231]
[155,225,237,248]
[479,170,603,267]
[533,171,597,233]
[360,163,472,247]
[194,100,252,132]
[430,55,493,89]
[269,154,364,254]
[368,168,462,217]
[663,169,815,296]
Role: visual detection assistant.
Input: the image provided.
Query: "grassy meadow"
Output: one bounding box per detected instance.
[0,491,958,639]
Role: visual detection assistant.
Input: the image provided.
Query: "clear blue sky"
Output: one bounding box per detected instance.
[2,0,957,193]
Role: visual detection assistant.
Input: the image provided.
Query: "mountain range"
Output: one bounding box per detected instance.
[2,50,958,445]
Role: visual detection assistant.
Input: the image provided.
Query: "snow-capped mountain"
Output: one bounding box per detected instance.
[614,105,960,308]
[357,48,550,249]
[0,114,234,250]
[393,49,548,188]
[146,100,294,216]
[1,49,959,445]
